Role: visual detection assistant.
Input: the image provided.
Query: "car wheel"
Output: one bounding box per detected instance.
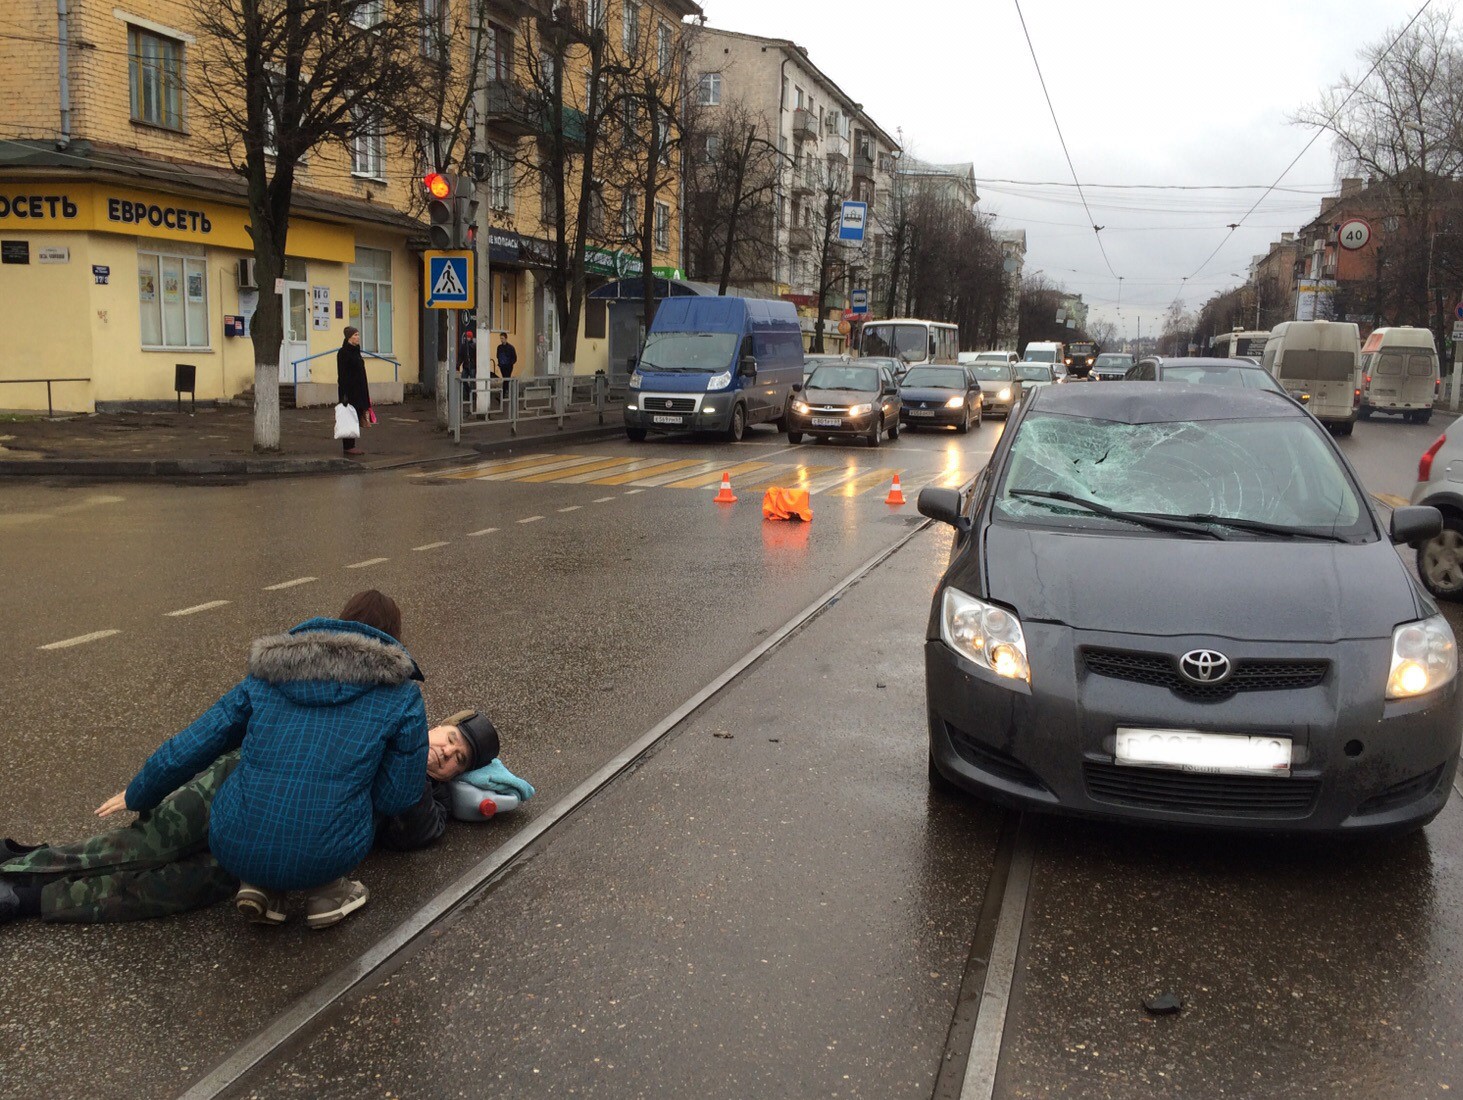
[904,421,918,433]
[1418,516,1463,601]
[626,427,647,442]
[1418,409,1434,425]
[774,401,791,433]
[888,416,901,441]
[928,753,962,796]
[1358,405,1372,420]
[1340,421,1355,437]
[957,406,971,434]
[725,403,747,444]
[788,429,804,444]
[974,403,983,428]
[867,415,882,448]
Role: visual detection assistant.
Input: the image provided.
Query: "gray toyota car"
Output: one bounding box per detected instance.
[920,383,1460,835]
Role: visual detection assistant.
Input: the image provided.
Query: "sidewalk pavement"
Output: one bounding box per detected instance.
[0,395,622,479]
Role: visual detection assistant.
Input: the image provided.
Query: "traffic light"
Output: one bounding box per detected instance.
[424,171,453,250]
[454,191,479,251]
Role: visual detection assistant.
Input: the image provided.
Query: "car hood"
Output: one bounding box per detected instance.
[802,387,877,405]
[979,523,1419,641]
[636,371,722,394]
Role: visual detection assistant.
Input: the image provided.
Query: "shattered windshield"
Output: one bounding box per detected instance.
[995,413,1372,539]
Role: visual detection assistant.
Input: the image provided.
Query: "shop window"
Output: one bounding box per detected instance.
[488,270,518,333]
[348,247,394,354]
[585,296,607,340]
[129,27,184,130]
[138,250,208,349]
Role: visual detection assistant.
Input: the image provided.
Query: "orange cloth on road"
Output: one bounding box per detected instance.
[762,486,812,522]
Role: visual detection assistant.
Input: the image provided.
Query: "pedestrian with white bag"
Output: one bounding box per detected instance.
[335,326,372,456]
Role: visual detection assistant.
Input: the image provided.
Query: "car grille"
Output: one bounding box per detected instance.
[1083,648,1329,701]
[945,722,1049,791]
[646,397,697,413]
[1084,763,1320,819]
[1353,764,1447,817]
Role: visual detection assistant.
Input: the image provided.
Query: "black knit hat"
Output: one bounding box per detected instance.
[442,710,500,772]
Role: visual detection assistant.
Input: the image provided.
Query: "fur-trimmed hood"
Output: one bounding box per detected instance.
[248,618,422,706]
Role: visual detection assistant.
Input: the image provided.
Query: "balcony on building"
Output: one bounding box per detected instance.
[792,108,818,144]
[484,78,538,137]
[789,225,816,253]
[853,152,875,185]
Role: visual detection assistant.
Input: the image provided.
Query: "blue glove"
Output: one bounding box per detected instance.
[461,758,535,802]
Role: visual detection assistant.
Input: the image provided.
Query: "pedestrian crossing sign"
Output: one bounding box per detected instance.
[424,251,475,309]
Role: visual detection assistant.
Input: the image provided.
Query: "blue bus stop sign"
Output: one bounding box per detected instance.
[838,202,868,243]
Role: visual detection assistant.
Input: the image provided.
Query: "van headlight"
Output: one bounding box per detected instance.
[1387,615,1457,699]
[629,370,644,390]
[941,588,1030,684]
[707,370,732,391]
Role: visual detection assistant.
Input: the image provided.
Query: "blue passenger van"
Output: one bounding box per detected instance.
[625,297,806,442]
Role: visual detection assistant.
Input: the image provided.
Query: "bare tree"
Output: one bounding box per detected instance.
[1017,275,1071,349]
[1159,297,1197,355]
[808,157,856,353]
[191,0,432,451]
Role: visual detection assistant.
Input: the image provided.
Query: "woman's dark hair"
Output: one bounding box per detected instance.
[339,590,402,641]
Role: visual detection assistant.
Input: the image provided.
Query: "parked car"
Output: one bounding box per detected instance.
[966,363,1022,417]
[1014,363,1057,391]
[899,365,984,433]
[788,362,902,447]
[921,381,1456,835]
[1410,420,1463,600]
[1126,356,1289,395]
[1091,353,1134,381]
[1360,327,1440,423]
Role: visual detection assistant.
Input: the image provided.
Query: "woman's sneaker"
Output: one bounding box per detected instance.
[235,883,286,925]
[305,878,369,929]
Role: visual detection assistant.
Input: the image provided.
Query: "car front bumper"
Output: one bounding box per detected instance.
[926,626,1462,834]
[788,408,879,436]
[901,404,971,427]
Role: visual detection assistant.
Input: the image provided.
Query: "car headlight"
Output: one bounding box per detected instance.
[629,370,643,390]
[997,387,1012,401]
[941,588,1030,684]
[792,400,810,414]
[1387,615,1457,700]
[945,396,965,408]
[849,403,873,416]
[707,370,732,391]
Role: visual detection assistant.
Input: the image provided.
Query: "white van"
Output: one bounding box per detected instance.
[1260,321,1362,435]
[1022,341,1065,375]
[1359,327,1439,424]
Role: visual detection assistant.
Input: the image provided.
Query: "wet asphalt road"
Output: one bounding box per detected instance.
[4,411,1463,1099]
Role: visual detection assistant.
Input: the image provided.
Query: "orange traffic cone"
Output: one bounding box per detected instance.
[713,471,738,504]
[885,473,907,506]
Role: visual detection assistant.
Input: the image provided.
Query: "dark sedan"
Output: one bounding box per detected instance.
[920,383,1459,835]
[898,365,984,432]
[788,363,901,447]
[1126,355,1288,394]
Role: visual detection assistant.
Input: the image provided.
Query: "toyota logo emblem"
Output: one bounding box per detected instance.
[1179,650,1232,684]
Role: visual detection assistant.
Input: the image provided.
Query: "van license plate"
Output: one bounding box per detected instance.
[652,415,685,425]
[811,417,842,427]
[1115,728,1291,777]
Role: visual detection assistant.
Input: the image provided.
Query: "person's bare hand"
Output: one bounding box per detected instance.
[95,792,129,818]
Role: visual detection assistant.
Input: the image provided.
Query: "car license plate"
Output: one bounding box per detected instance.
[909,409,935,417]
[811,417,842,427]
[651,414,684,425]
[1114,728,1291,777]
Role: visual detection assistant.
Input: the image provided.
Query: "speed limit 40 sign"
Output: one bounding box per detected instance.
[1338,218,1372,251]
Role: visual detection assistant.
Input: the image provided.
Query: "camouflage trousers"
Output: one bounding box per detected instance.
[0,751,240,923]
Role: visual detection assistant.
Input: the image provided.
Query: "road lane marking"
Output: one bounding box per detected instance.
[592,497,616,504]
[518,456,645,483]
[39,630,122,651]
[432,453,562,479]
[1374,492,1409,510]
[467,527,499,537]
[829,467,902,498]
[475,456,607,481]
[623,489,644,495]
[558,506,582,513]
[518,515,544,524]
[553,457,681,483]
[263,577,317,592]
[413,541,450,551]
[166,600,231,618]
[347,557,389,569]
[735,464,838,493]
[665,460,773,489]
[589,459,705,485]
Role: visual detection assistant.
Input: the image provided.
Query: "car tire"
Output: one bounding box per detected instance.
[928,753,962,796]
[974,403,983,428]
[1418,515,1463,601]
[888,416,901,441]
[788,430,804,444]
[1358,405,1372,420]
[904,421,918,433]
[867,415,882,448]
[1418,409,1434,425]
[626,427,647,442]
[774,401,791,434]
[957,406,971,434]
[725,403,747,444]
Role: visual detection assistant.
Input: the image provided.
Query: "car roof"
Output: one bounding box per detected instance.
[1155,356,1265,368]
[1029,381,1300,422]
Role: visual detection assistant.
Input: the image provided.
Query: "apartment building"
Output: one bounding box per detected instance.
[690,25,899,348]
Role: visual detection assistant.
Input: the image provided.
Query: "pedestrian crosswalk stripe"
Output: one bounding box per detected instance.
[829,467,901,497]
[587,459,706,485]
[550,456,678,483]
[436,454,561,479]
[475,455,608,481]
[518,456,643,483]
[630,461,727,487]
[667,460,774,489]
[734,464,839,493]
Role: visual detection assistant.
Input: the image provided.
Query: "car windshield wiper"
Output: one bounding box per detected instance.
[1006,490,1225,539]
[1155,513,1353,543]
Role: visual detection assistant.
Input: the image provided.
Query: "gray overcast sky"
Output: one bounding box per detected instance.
[698,0,1433,338]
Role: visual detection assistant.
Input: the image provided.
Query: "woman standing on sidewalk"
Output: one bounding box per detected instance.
[337,327,371,456]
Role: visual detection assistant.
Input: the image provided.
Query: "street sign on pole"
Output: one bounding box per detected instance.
[425,251,475,309]
[850,288,869,315]
[1337,218,1371,251]
[838,201,868,243]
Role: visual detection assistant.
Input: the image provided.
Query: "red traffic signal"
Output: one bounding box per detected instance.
[423,171,452,200]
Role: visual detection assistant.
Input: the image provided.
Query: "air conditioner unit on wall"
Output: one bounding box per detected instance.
[237,257,258,289]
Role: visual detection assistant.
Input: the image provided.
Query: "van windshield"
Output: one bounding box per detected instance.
[639,332,739,373]
[1024,349,1057,363]
[862,324,929,361]
[1278,349,1356,382]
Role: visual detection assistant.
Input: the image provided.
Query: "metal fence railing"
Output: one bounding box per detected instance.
[0,377,90,417]
[286,350,401,385]
[453,371,619,439]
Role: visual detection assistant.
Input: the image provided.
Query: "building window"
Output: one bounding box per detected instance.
[486,23,514,80]
[657,23,672,71]
[698,73,721,106]
[488,146,514,211]
[654,202,670,252]
[129,27,184,130]
[585,0,605,29]
[351,0,384,28]
[622,0,641,51]
[138,251,208,349]
[588,190,606,236]
[622,190,639,241]
[542,176,560,226]
[421,0,446,58]
[348,247,394,354]
[703,134,721,162]
[352,110,385,179]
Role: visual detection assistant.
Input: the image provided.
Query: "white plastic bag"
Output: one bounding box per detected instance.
[333,403,360,440]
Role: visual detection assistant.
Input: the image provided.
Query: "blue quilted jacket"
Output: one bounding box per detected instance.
[125,618,429,891]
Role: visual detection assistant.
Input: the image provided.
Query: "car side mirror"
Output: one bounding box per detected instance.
[739,355,757,377]
[883,384,897,395]
[1391,505,1443,545]
[918,487,971,533]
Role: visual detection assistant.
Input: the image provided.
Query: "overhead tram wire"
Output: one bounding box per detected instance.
[1181,0,1434,287]
[1011,0,1121,282]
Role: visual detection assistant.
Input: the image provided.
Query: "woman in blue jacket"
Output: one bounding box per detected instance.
[120,591,428,929]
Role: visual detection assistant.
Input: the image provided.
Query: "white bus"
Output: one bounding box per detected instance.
[1210,329,1271,361]
[860,319,960,367]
